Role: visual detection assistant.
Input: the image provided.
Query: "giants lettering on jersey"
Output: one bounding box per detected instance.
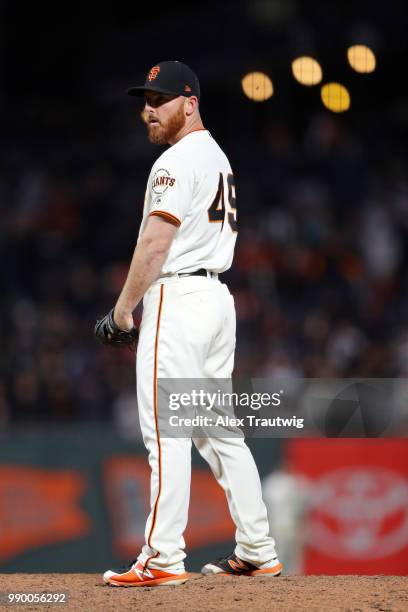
[152,168,176,194]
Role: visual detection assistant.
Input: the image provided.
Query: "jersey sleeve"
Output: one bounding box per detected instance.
[147,154,193,227]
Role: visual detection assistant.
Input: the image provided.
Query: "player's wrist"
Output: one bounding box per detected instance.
[113,306,134,331]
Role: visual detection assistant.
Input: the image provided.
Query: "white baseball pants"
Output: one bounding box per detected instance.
[136,274,277,570]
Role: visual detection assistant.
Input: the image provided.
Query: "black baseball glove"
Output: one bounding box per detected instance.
[94,308,138,349]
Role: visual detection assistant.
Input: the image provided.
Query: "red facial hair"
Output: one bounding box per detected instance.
[146,104,186,145]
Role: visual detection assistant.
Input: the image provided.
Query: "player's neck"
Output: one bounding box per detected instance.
[168,117,205,145]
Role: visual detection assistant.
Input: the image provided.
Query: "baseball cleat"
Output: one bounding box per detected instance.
[201,552,283,577]
[103,559,189,587]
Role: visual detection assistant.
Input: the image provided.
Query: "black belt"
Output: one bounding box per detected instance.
[178,269,217,278]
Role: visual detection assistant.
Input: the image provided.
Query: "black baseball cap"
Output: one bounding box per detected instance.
[127,60,200,100]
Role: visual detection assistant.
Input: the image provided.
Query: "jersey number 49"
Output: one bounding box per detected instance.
[208,173,237,232]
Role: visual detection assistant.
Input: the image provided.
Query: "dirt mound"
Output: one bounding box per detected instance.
[0,573,406,611]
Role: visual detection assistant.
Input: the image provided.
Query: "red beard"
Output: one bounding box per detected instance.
[146,105,186,145]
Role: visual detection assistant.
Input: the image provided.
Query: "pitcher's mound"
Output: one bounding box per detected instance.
[0,573,407,611]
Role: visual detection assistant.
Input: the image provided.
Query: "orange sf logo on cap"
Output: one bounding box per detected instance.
[148,66,160,81]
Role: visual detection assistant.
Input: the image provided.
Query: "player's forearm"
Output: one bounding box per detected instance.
[115,235,169,316]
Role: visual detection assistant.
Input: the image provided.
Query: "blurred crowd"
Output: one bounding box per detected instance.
[1,101,408,429]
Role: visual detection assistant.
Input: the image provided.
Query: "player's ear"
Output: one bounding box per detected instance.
[184,96,198,116]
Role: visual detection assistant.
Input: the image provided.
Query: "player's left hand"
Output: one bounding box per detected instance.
[113,308,134,331]
[94,308,138,349]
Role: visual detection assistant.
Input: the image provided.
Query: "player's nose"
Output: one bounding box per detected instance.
[144,99,155,113]
[145,109,159,124]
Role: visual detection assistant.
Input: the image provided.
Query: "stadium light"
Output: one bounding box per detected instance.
[241,72,274,102]
[321,83,351,113]
[292,56,322,86]
[347,44,376,73]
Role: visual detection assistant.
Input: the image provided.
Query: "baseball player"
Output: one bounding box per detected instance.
[96,60,282,587]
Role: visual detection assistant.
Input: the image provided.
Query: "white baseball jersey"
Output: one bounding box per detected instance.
[139,129,237,274]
